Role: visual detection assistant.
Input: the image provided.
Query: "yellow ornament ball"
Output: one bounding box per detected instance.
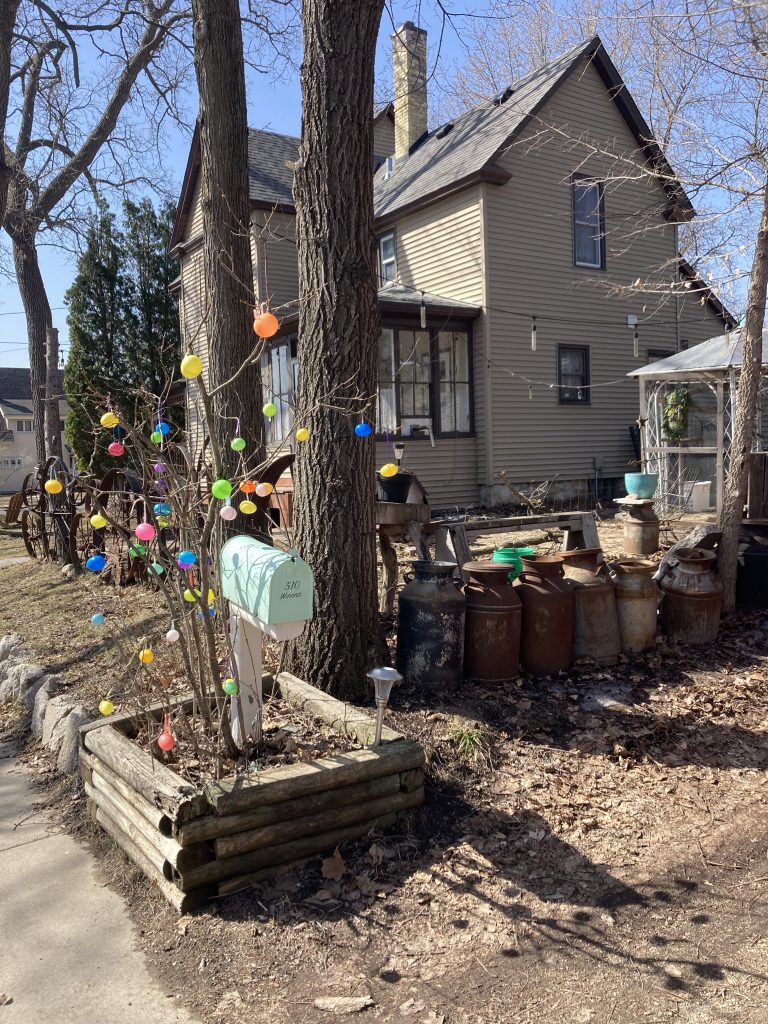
[207,589,215,606]
[295,427,310,443]
[99,699,114,716]
[44,479,63,494]
[183,588,200,603]
[239,499,257,515]
[180,353,203,379]
[90,513,107,530]
[379,463,398,478]
[138,648,154,665]
[100,411,119,429]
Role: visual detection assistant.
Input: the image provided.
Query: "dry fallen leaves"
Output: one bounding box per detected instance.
[321,846,347,881]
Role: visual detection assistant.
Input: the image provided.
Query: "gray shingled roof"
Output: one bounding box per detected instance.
[629,328,763,377]
[0,367,64,401]
[378,284,479,315]
[248,129,298,206]
[373,38,596,219]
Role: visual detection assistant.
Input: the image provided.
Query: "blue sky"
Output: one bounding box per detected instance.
[0,2,478,370]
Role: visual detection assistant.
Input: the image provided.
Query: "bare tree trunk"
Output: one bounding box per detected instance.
[191,0,265,487]
[719,178,768,612]
[45,327,62,459]
[283,0,386,700]
[13,236,52,466]
[0,0,19,227]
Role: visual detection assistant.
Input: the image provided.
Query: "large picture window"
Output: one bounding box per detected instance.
[572,175,605,269]
[377,326,473,436]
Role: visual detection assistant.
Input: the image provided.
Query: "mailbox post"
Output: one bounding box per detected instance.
[220,536,313,748]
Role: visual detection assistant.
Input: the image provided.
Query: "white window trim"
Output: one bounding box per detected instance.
[378,232,396,287]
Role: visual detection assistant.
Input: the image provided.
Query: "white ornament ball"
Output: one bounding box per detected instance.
[165,628,180,644]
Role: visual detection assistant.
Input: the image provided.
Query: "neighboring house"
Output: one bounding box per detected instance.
[171,26,734,510]
[0,368,71,494]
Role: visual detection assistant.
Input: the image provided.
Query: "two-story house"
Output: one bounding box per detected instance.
[0,368,71,493]
[170,27,733,509]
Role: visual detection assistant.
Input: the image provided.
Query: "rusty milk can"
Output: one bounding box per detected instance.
[462,561,522,683]
[396,560,466,689]
[660,547,723,644]
[513,555,574,675]
[561,550,621,666]
[611,559,660,654]
[616,498,660,556]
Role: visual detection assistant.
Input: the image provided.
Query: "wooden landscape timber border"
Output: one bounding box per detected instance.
[79,672,425,910]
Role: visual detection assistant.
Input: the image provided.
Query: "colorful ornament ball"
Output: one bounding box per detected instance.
[153,503,171,515]
[44,479,63,494]
[207,589,215,605]
[222,678,238,696]
[354,422,373,438]
[129,543,146,557]
[91,613,105,626]
[99,699,114,716]
[85,554,106,572]
[153,462,167,474]
[239,499,257,515]
[156,516,170,529]
[211,478,232,500]
[157,731,175,752]
[230,436,246,452]
[240,480,256,494]
[89,513,107,530]
[177,550,197,567]
[155,421,171,436]
[220,504,238,522]
[253,310,279,339]
[180,353,203,379]
[150,430,163,444]
[165,628,180,644]
[150,561,164,575]
[380,463,398,478]
[255,482,273,498]
[262,402,277,418]
[107,441,124,457]
[100,411,119,429]
[183,588,200,603]
[295,427,310,442]
[138,648,154,665]
[135,522,156,542]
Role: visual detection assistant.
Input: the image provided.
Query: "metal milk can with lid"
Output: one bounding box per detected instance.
[660,547,723,644]
[513,555,574,675]
[561,549,621,666]
[396,560,465,689]
[462,560,522,683]
[611,559,660,654]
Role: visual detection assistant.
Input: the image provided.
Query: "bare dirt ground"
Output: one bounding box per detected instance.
[1,520,768,1024]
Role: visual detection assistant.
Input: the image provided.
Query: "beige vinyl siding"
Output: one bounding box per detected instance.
[373,113,395,160]
[482,55,725,489]
[387,189,484,505]
[251,212,299,310]
[179,182,210,457]
[375,437,478,509]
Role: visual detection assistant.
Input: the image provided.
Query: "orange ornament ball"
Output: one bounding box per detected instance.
[253,310,279,339]
[240,480,256,494]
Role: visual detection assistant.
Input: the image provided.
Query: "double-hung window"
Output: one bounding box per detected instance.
[378,232,396,285]
[259,338,297,443]
[572,175,605,269]
[558,346,590,404]
[377,326,473,436]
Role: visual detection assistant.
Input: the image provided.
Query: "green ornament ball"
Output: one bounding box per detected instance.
[150,430,162,444]
[211,478,232,500]
[222,678,238,696]
[263,402,277,418]
[150,561,164,575]
[230,436,246,452]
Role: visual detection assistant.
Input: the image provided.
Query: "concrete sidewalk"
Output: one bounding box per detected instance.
[0,742,199,1024]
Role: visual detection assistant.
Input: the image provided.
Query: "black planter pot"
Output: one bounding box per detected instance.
[376,470,413,503]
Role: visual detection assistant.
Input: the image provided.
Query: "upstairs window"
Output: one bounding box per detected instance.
[378,232,396,285]
[259,338,297,444]
[558,345,590,404]
[572,176,605,269]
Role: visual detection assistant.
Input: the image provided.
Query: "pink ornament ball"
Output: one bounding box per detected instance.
[157,731,175,752]
[219,504,238,522]
[135,522,156,542]
[107,441,124,457]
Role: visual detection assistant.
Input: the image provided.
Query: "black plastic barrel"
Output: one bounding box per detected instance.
[737,527,768,608]
[376,470,413,503]
[396,560,465,690]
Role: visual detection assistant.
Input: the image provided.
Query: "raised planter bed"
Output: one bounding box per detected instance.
[79,672,425,912]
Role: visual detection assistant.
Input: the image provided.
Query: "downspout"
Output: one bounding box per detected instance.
[674,226,681,353]
[479,184,495,496]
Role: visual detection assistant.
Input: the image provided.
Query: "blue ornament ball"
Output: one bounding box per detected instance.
[91,613,105,626]
[155,421,171,436]
[354,422,373,438]
[86,554,106,573]
[153,502,171,516]
[177,550,197,567]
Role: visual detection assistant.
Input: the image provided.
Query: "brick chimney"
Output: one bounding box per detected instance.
[392,22,427,160]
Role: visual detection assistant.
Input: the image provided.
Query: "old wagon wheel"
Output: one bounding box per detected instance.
[69,474,94,511]
[21,472,44,512]
[21,510,47,561]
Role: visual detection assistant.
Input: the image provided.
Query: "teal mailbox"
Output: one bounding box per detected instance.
[220,536,313,627]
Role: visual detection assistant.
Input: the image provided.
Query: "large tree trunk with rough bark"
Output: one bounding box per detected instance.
[0,0,19,227]
[719,179,768,612]
[191,0,265,483]
[13,236,52,466]
[284,0,386,700]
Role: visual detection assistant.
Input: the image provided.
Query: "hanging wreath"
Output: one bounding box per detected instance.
[662,386,691,443]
